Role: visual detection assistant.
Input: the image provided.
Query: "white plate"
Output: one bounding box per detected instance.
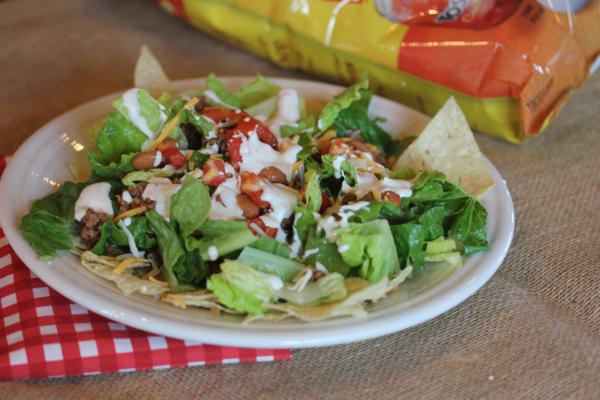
[0,78,514,349]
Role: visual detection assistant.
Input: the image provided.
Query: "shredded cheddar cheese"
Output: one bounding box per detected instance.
[148,276,169,287]
[113,206,147,222]
[113,257,146,275]
[150,97,199,150]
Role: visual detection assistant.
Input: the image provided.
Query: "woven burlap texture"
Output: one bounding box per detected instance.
[1,0,598,398]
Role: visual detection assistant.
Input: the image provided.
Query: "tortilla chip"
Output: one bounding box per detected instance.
[134,45,171,96]
[80,251,168,297]
[394,97,494,196]
[161,291,242,314]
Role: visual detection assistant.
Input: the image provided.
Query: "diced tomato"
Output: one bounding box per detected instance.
[247,218,277,238]
[203,107,279,165]
[328,138,350,155]
[161,148,186,169]
[240,171,270,209]
[202,159,232,186]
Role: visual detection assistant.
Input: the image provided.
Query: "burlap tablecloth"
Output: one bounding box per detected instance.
[1,0,598,398]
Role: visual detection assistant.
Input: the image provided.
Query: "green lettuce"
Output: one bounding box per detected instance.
[304,169,322,212]
[92,217,156,255]
[335,219,400,283]
[207,260,276,314]
[317,76,368,131]
[146,210,205,291]
[321,155,357,186]
[170,175,211,238]
[95,112,147,163]
[331,89,392,152]
[237,246,303,282]
[87,152,135,180]
[185,220,258,261]
[390,223,425,269]
[248,237,291,258]
[113,88,166,137]
[449,198,488,255]
[30,182,85,222]
[205,74,280,109]
[20,211,74,260]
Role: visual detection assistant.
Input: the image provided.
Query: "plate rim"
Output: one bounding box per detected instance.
[0,77,514,348]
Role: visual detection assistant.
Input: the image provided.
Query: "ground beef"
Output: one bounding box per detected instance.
[116,184,156,214]
[193,96,207,114]
[80,209,110,248]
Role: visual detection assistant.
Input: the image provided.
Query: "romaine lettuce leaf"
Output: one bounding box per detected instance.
[113,88,166,138]
[20,211,74,260]
[304,169,322,212]
[92,217,156,255]
[170,175,211,238]
[146,210,205,291]
[450,197,489,255]
[248,237,291,258]
[331,90,392,152]
[317,76,368,131]
[30,181,85,222]
[390,223,425,269]
[87,152,135,180]
[185,220,258,260]
[205,74,280,109]
[95,112,147,163]
[237,246,303,282]
[207,260,277,314]
[335,219,400,283]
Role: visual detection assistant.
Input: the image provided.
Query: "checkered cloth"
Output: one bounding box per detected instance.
[0,156,290,380]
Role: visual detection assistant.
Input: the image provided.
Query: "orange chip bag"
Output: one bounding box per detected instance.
[157,0,600,143]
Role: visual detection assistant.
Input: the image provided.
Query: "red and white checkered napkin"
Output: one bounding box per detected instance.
[0,157,290,380]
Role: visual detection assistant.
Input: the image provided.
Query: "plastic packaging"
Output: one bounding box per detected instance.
[157,0,600,143]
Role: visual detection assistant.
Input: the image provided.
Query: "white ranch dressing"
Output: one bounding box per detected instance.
[209,176,244,220]
[207,246,219,261]
[238,131,302,181]
[258,181,300,242]
[266,274,284,291]
[342,173,412,199]
[142,178,181,221]
[268,89,301,134]
[122,89,166,139]
[118,220,145,258]
[74,182,114,221]
[317,201,370,240]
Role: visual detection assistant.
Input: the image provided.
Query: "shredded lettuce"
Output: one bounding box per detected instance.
[205,74,280,109]
[304,169,322,212]
[335,220,400,283]
[317,76,368,131]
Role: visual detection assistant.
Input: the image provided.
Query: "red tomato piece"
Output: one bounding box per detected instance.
[202,159,232,186]
[247,218,277,238]
[240,171,270,209]
[328,138,350,155]
[161,148,186,169]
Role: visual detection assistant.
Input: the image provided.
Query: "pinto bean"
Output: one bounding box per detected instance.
[132,151,161,170]
[259,166,288,185]
[382,190,402,206]
[236,193,260,219]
